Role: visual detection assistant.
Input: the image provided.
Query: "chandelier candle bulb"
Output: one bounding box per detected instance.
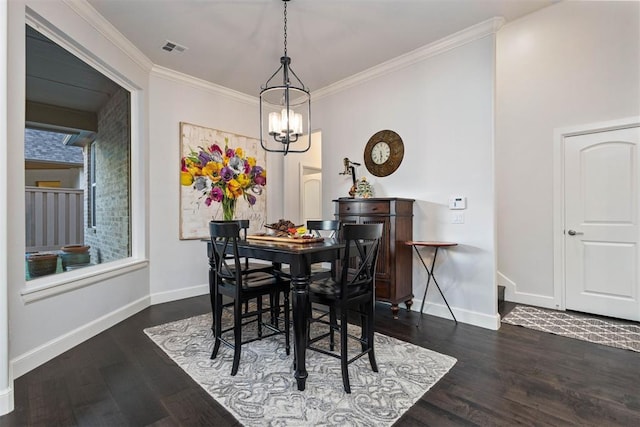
[280,108,292,133]
[268,112,280,135]
[294,113,303,135]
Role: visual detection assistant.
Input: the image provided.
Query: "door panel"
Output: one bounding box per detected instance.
[583,242,636,297]
[301,169,321,223]
[360,216,390,279]
[564,126,639,320]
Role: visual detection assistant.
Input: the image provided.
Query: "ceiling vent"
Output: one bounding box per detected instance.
[161,40,187,53]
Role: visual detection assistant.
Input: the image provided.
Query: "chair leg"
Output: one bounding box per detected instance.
[360,303,367,353]
[231,300,242,376]
[209,269,215,332]
[211,291,222,360]
[284,290,290,355]
[270,291,279,328]
[257,297,263,337]
[306,300,312,344]
[367,299,378,372]
[329,307,336,351]
[340,308,351,394]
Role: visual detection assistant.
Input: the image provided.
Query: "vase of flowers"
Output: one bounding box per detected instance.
[180,138,266,221]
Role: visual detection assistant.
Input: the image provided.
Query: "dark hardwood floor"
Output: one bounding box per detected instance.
[1,296,638,426]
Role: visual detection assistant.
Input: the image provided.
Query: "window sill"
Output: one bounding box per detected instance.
[21,258,149,303]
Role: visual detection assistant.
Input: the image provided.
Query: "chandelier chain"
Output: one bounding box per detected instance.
[283,1,287,56]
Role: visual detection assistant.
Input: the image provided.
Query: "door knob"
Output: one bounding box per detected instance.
[567,230,584,236]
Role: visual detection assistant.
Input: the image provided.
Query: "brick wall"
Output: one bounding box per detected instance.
[84,88,131,263]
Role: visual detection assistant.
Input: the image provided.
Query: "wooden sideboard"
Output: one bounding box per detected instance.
[334,197,414,317]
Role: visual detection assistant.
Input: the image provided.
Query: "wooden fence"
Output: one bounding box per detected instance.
[25,186,84,252]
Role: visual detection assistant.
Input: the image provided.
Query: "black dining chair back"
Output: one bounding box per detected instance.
[235,219,272,273]
[208,220,272,328]
[306,220,341,238]
[305,220,341,279]
[306,222,383,393]
[209,221,290,376]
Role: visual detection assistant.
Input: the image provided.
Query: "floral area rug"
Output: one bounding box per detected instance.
[144,310,456,426]
[502,305,640,352]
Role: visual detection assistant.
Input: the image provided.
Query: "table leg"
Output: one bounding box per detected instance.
[430,270,458,323]
[415,246,437,315]
[291,273,309,391]
[414,246,458,323]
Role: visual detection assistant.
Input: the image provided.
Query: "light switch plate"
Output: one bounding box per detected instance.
[451,212,464,224]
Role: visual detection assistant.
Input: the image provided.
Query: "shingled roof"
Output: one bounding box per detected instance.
[24,129,84,165]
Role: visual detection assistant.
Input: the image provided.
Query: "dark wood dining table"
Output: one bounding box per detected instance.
[207,236,345,391]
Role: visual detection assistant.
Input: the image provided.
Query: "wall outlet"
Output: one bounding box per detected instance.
[451,212,464,224]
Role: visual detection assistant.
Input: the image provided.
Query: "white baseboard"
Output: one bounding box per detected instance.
[497,271,557,310]
[411,300,501,330]
[10,283,210,381]
[0,386,13,416]
[497,271,517,294]
[505,292,557,310]
[10,295,150,380]
[150,283,209,305]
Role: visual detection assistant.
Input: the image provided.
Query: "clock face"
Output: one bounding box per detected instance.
[363,130,404,177]
[371,141,390,165]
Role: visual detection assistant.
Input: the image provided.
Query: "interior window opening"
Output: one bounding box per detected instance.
[24,24,132,282]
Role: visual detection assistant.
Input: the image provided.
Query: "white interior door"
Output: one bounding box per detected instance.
[300,167,322,223]
[564,126,640,321]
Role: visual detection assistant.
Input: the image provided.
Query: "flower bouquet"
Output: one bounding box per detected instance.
[180,138,266,220]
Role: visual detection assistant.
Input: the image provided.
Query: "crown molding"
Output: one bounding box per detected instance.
[313,17,506,101]
[60,0,153,73]
[151,65,258,106]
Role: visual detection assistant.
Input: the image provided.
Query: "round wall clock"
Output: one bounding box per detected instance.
[363,130,404,177]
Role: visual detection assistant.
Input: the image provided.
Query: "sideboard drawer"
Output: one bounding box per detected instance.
[338,203,360,215]
[359,202,389,215]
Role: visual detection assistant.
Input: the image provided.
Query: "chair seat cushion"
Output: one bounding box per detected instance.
[309,277,369,299]
[220,271,283,290]
[243,271,280,289]
[229,263,273,276]
[241,262,273,273]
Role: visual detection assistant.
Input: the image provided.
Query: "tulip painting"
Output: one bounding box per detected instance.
[179,124,267,239]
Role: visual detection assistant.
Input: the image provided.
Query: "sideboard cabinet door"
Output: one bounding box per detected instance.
[334,198,414,318]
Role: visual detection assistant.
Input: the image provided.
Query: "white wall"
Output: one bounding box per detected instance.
[283,131,322,225]
[3,0,151,397]
[496,1,640,307]
[1,0,11,414]
[313,33,499,328]
[148,70,285,302]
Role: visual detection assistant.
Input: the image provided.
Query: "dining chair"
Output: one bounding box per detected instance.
[209,221,291,376]
[236,219,287,323]
[307,220,341,238]
[306,220,341,279]
[236,219,272,274]
[208,220,273,329]
[306,223,383,393]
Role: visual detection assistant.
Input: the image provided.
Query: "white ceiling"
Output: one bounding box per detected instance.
[87,0,556,97]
